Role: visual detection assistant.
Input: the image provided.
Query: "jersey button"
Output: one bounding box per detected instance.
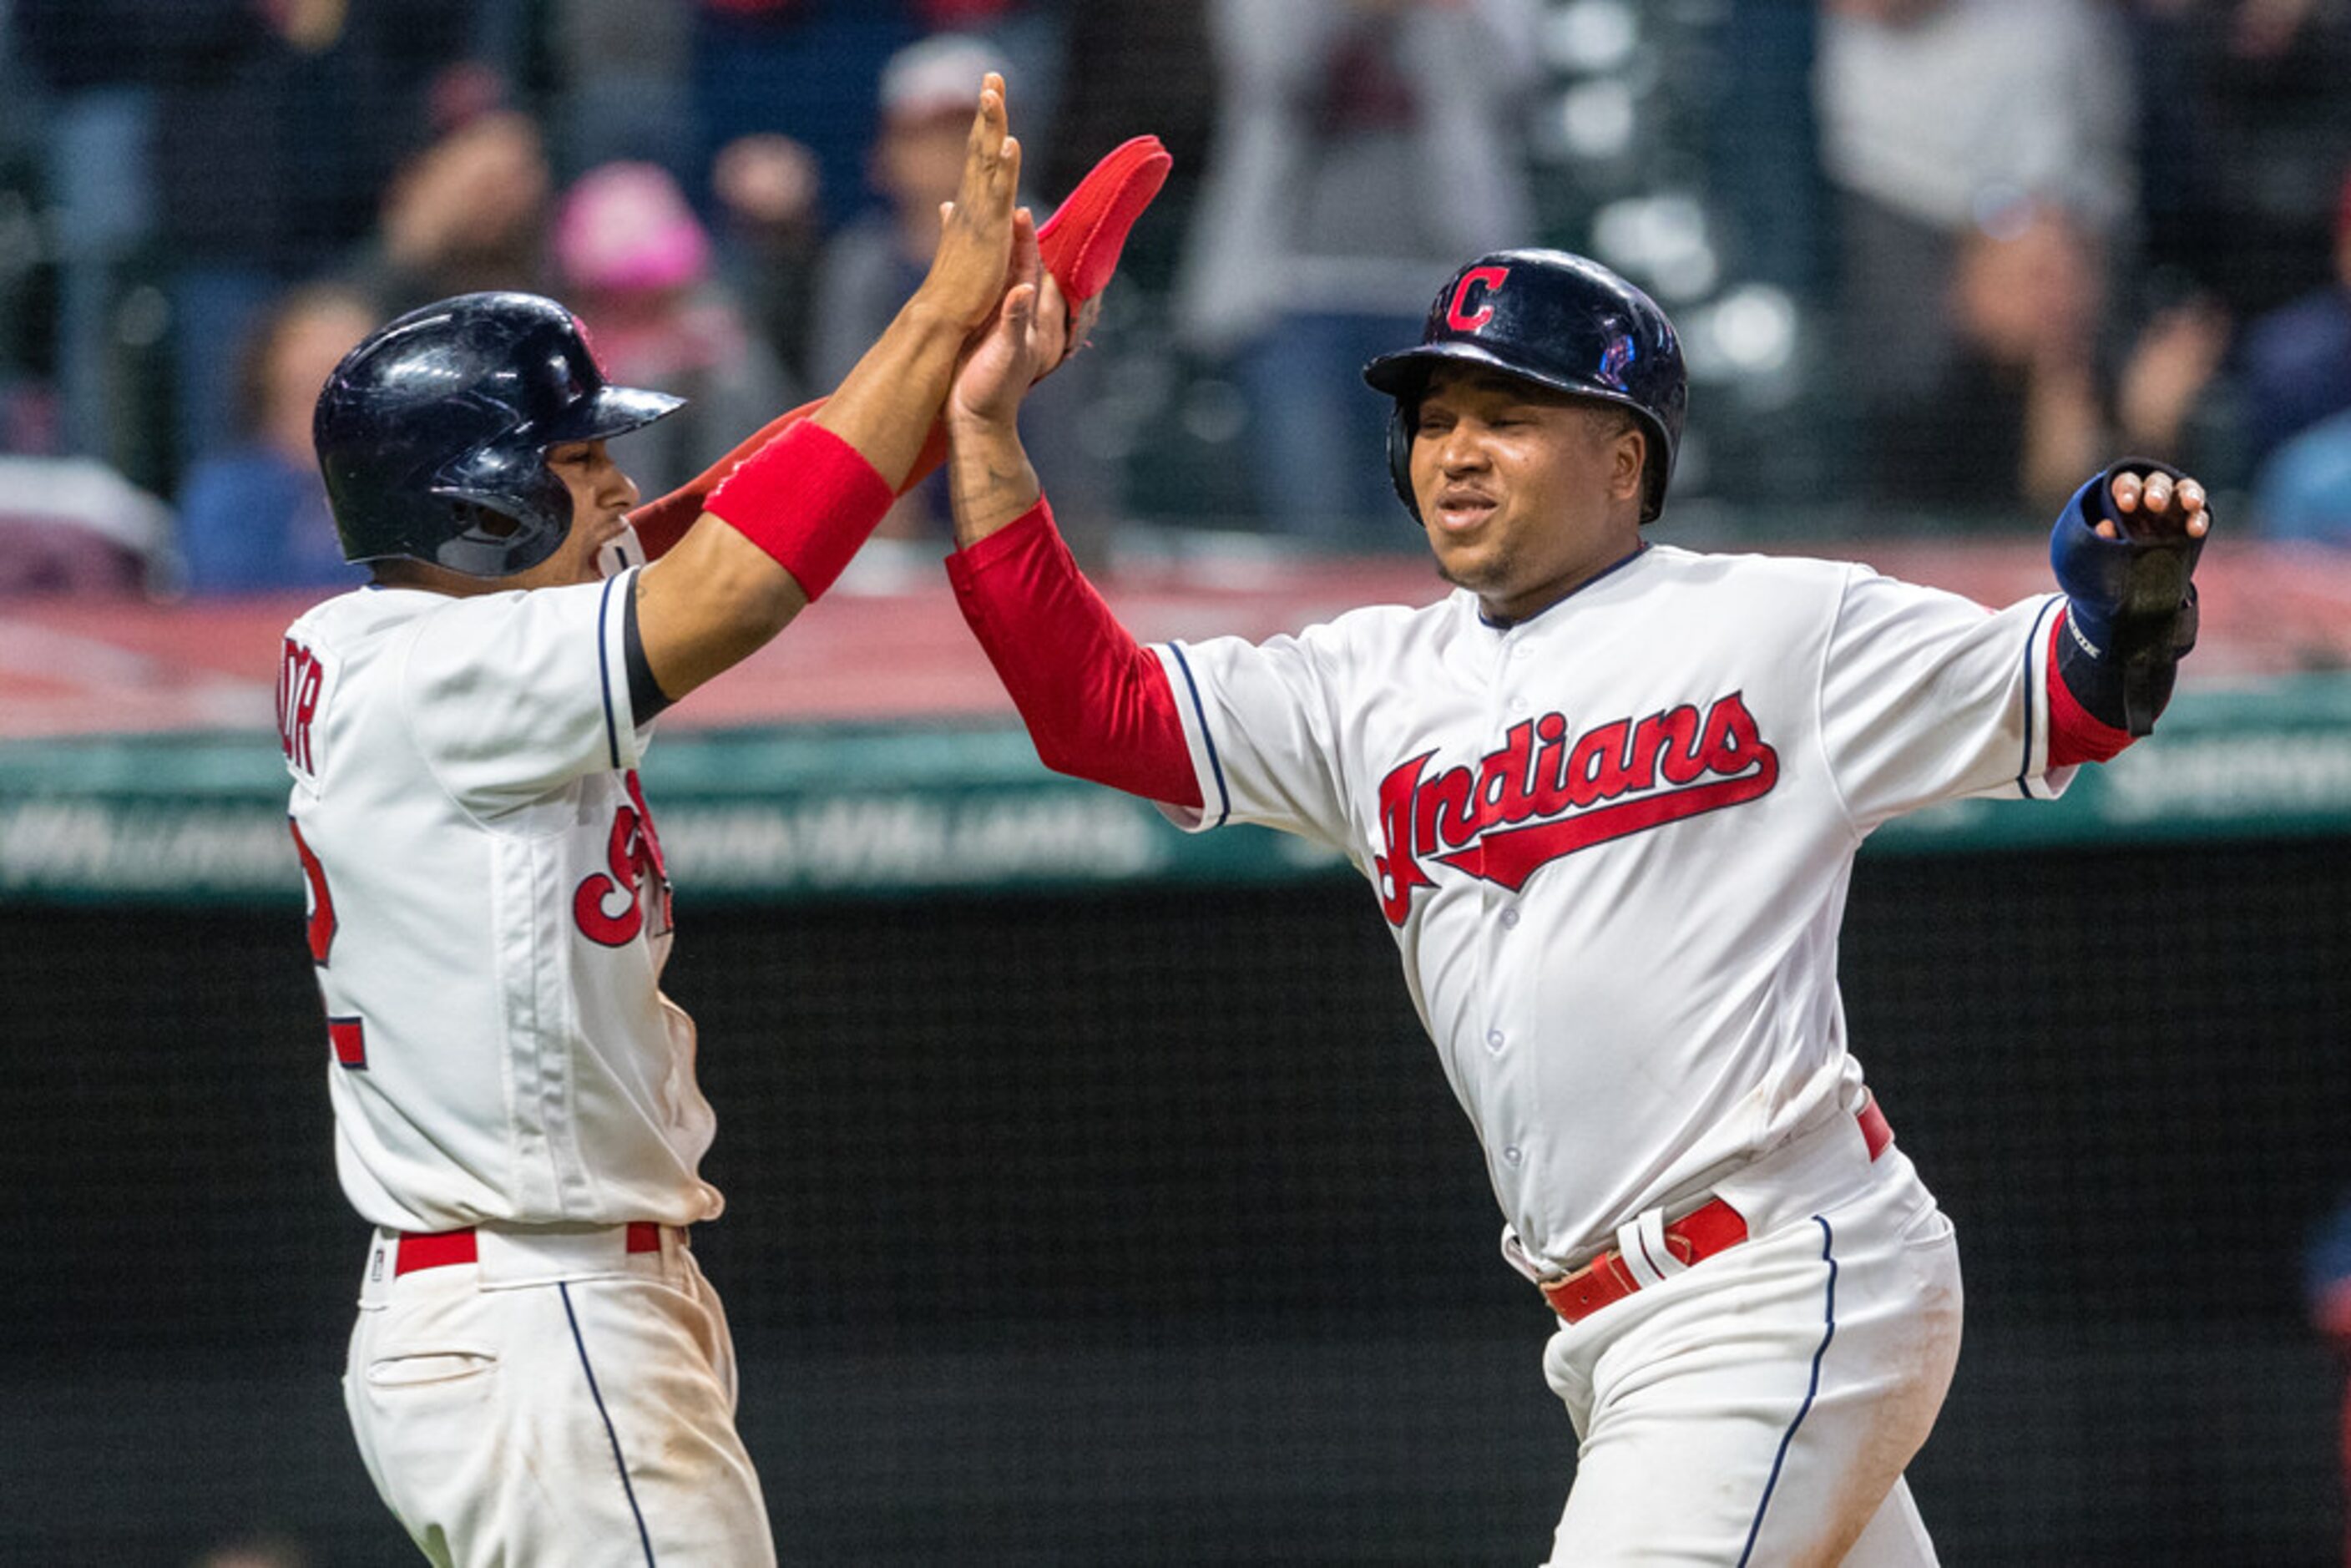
[1499,907,1520,930]
[1485,1028,1506,1053]
[1502,1145,1524,1166]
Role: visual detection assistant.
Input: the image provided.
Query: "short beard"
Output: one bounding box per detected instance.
[1430,536,1510,599]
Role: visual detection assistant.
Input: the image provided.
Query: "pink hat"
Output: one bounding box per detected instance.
[555,162,711,295]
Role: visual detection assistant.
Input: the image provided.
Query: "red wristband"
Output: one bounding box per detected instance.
[704,419,894,600]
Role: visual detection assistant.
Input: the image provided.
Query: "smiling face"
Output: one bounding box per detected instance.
[1408,364,1649,624]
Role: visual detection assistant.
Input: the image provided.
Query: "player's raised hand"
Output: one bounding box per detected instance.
[2099,465,2212,542]
[914,73,1022,334]
[949,208,1059,429]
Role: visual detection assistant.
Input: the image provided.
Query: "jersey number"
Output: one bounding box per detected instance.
[291,819,337,964]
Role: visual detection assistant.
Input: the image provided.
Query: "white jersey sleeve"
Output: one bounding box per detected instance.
[402,571,650,814]
[1818,567,2072,829]
[1150,622,1371,855]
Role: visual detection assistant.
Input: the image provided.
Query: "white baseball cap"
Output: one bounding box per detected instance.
[878,33,1005,126]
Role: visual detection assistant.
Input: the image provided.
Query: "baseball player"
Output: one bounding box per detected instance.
[279,80,1161,1565]
[939,245,2209,1563]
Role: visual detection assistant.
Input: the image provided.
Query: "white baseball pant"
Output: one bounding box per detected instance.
[1539,1108,1964,1565]
[345,1224,774,1566]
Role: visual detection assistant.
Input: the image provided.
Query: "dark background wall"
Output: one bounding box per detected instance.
[3,837,2344,1565]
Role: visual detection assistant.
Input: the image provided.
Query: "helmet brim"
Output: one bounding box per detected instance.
[539,384,685,445]
[1363,341,1597,401]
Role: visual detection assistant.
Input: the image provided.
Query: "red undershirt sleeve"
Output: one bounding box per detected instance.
[945,498,1203,809]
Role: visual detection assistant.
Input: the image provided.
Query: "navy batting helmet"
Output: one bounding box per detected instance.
[314,292,682,577]
[1363,250,1686,524]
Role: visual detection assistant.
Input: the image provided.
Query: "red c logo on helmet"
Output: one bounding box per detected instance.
[1446,266,1509,332]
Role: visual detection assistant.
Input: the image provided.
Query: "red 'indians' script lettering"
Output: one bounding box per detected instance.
[1373,691,1779,926]
[278,637,325,774]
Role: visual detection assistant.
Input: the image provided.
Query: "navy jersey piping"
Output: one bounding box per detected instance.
[597,574,624,771]
[1476,542,1649,631]
[2015,598,2063,797]
[1166,643,1231,827]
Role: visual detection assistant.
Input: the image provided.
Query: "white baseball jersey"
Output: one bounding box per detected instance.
[279,569,723,1234]
[1154,544,2070,1269]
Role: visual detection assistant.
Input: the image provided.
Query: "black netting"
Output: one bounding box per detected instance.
[3,837,2344,1565]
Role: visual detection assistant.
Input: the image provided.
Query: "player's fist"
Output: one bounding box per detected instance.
[2097,463,2212,542]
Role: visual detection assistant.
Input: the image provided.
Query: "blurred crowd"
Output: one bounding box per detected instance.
[0,0,2348,600]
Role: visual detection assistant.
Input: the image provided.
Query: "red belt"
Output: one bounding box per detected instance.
[393,1222,665,1277]
[1540,1096,1894,1327]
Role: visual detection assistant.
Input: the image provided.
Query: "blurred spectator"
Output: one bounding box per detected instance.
[17,0,496,481]
[552,0,696,179]
[690,2,1058,238]
[1172,0,1540,545]
[1703,3,1830,303]
[554,159,796,498]
[9,0,157,465]
[349,108,555,319]
[174,283,375,595]
[1815,0,2138,507]
[0,453,170,596]
[2233,164,2351,473]
[2253,410,2351,547]
[2131,0,2351,324]
[711,131,827,385]
[1861,198,2229,515]
[808,33,1115,553]
[1038,0,1217,295]
[692,0,924,235]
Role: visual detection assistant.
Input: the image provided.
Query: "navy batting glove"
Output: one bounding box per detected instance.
[2050,458,2202,658]
[2049,458,2205,736]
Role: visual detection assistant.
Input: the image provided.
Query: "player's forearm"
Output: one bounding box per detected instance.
[811,293,974,488]
[945,411,1043,548]
[630,401,951,561]
[629,399,827,558]
[946,498,1202,807]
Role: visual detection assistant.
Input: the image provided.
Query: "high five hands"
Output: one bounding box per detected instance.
[949,209,1066,431]
[918,73,1026,338]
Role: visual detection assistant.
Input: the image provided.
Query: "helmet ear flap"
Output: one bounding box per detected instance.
[1387,397,1421,524]
[426,444,574,575]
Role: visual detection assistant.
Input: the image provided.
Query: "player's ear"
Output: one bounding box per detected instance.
[1610,420,1646,502]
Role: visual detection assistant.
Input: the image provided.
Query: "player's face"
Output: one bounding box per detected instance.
[513,439,642,589]
[1409,367,1646,624]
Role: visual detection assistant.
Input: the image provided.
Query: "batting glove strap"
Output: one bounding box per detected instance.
[2050,458,2205,736]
